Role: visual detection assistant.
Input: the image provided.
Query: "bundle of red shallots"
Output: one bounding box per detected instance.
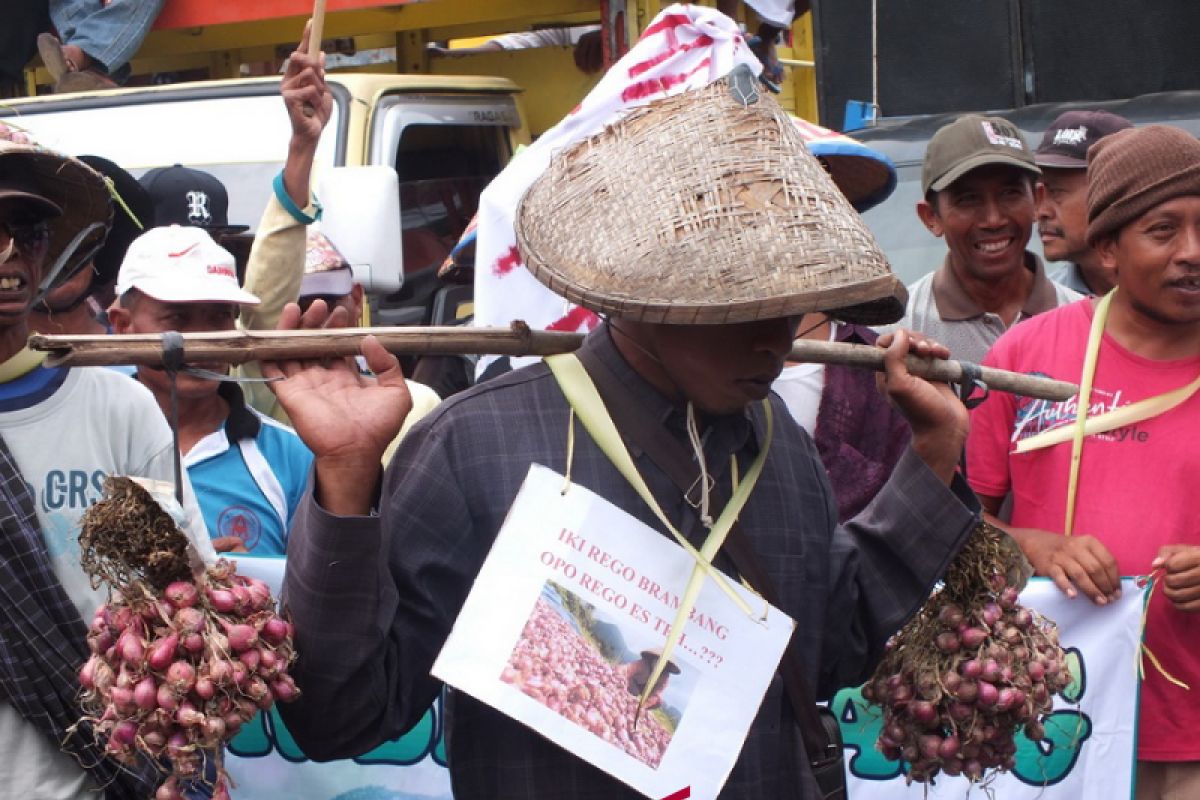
[74,477,298,800]
[861,521,1072,785]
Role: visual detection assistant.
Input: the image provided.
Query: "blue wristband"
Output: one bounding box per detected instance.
[273,170,322,224]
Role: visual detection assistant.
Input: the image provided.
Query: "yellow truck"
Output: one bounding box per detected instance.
[1,71,529,325]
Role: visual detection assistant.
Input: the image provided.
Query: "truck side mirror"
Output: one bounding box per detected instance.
[316,166,403,294]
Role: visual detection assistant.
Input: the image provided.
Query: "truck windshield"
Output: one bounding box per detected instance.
[394,122,506,275]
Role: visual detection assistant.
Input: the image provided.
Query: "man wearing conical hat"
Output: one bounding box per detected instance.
[267,58,981,798]
[0,128,216,798]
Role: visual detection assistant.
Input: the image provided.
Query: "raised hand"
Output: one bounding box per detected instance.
[279,20,332,210]
[284,21,333,144]
[263,300,412,515]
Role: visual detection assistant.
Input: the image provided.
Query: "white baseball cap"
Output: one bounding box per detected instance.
[116,225,260,305]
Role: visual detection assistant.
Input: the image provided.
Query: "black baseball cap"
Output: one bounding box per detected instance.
[1035,110,1134,169]
[139,164,248,234]
[78,155,155,289]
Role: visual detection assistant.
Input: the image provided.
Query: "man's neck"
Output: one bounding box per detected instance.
[1074,254,1114,297]
[607,322,685,407]
[946,253,1034,326]
[1105,294,1200,362]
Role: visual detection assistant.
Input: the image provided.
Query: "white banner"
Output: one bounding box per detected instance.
[225,555,453,800]
[433,465,794,800]
[836,578,1143,799]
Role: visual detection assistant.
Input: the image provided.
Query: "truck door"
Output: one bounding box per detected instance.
[367,92,519,326]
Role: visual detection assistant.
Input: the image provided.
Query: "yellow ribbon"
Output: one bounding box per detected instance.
[103,175,146,232]
[1062,290,1112,537]
[0,347,47,382]
[546,353,773,715]
[1136,572,1191,690]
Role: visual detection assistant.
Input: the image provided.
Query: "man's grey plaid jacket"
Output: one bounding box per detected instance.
[280,325,979,800]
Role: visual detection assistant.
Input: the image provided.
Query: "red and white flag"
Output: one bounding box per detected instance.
[743,0,798,28]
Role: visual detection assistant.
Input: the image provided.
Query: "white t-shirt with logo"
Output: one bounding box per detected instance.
[0,365,214,799]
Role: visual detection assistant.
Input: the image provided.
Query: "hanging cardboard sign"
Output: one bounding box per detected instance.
[433,464,795,800]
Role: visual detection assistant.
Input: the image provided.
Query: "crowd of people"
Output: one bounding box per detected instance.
[0,7,1198,800]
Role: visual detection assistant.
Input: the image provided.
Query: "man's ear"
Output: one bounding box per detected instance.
[107,304,132,335]
[916,199,944,238]
[1094,232,1120,275]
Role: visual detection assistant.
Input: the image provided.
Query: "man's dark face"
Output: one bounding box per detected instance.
[1098,196,1200,327]
[0,198,54,324]
[633,316,800,416]
[920,165,1036,283]
[110,293,239,401]
[1036,168,1091,264]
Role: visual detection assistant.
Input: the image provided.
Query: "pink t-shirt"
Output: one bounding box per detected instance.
[968,298,1200,761]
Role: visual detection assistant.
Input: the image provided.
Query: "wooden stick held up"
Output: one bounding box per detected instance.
[308,0,327,59]
[300,0,327,118]
[27,325,1078,401]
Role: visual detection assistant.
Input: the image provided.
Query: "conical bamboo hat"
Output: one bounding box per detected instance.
[515,66,906,325]
[0,140,112,292]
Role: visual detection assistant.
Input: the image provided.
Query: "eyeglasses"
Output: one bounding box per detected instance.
[0,216,52,258]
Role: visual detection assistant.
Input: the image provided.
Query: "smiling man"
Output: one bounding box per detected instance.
[967,124,1200,800]
[890,114,1081,364]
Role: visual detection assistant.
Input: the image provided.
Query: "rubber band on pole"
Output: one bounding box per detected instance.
[161,332,186,506]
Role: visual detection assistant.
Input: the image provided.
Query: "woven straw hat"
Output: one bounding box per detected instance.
[515,66,905,325]
[0,140,112,292]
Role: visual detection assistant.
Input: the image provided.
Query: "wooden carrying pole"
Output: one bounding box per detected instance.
[28,326,1078,402]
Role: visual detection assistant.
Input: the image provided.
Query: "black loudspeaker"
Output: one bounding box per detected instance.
[813,0,1020,128]
[812,0,1200,129]
[1024,0,1200,103]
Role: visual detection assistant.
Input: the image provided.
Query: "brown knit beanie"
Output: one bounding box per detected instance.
[1087,125,1200,245]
